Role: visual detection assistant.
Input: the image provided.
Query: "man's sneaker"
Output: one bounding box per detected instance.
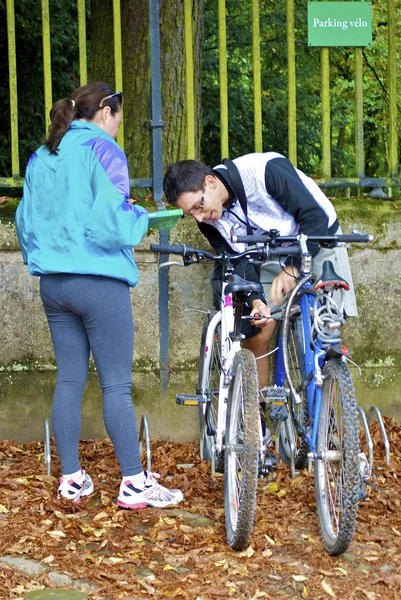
[116,471,184,509]
[57,469,94,503]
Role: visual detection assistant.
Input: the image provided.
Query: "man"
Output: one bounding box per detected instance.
[163,152,357,392]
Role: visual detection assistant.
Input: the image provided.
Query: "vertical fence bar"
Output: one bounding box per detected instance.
[321,47,331,179]
[113,0,124,149]
[77,0,87,86]
[354,47,365,178]
[6,0,19,177]
[184,0,195,159]
[149,0,164,208]
[218,0,229,158]
[286,0,297,166]
[149,0,169,393]
[387,0,398,178]
[41,0,52,133]
[252,0,262,153]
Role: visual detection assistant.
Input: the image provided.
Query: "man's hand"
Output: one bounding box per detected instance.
[270,267,299,306]
[250,299,274,327]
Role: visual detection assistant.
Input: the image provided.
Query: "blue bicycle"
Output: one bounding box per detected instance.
[231,228,373,554]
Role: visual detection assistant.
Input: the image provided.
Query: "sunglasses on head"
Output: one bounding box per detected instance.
[99,91,123,108]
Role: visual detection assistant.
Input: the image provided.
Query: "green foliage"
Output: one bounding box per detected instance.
[201,0,400,178]
[0,0,399,182]
[0,0,90,177]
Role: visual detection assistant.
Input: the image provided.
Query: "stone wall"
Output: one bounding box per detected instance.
[0,199,400,442]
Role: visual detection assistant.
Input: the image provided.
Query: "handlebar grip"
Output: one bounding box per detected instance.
[335,234,373,243]
[149,244,187,255]
[268,246,299,258]
[233,235,271,244]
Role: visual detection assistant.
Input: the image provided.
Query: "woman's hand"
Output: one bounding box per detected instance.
[270,266,299,306]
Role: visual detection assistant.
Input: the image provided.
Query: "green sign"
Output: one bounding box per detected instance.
[308,2,372,47]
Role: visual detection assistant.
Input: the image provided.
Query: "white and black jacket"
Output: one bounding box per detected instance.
[198,152,339,297]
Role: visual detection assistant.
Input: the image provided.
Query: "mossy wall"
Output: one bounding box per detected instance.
[0,197,400,441]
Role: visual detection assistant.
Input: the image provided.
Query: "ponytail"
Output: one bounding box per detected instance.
[44,98,76,154]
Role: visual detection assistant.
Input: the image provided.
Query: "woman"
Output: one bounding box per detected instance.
[15,82,183,509]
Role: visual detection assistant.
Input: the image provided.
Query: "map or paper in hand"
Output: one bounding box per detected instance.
[147,209,183,230]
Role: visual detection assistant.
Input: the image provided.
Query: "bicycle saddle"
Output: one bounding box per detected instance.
[314,260,350,291]
[225,274,264,296]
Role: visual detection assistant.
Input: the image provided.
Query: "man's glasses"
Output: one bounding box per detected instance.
[188,187,205,216]
[99,91,123,108]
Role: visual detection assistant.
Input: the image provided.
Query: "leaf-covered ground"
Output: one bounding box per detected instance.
[0,418,400,600]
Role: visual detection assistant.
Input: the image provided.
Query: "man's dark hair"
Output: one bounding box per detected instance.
[163,160,215,205]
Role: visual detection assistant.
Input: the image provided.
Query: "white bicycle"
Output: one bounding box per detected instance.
[150,241,293,549]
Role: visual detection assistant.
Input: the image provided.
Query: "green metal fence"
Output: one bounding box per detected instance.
[2,0,149,190]
[2,0,400,192]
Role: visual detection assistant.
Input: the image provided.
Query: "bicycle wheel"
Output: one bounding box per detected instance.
[277,317,309,470]
[197,314,224,470]
[224,349,259,550]
[315,358,360,555]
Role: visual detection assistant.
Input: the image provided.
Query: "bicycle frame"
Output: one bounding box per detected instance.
[199,278,243,454]
[274,285,327,463]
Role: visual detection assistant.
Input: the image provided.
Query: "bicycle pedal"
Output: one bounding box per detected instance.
[260,385,287,402]
[259,451,279,477]
[176,394,202,406]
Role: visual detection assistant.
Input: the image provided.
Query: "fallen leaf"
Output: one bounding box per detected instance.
[42,555,55,564]
[47,530,66,538]
[140,580,155,594]
[108,556,125,564]
[93,511,109,521]
[93,528,107,537]
[237,545,255,558]
[320,579,336,597]
[293,575,308,582]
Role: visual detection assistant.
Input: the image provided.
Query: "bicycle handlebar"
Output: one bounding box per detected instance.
[149,230,373,265]
[149,243,299,263]
[232,232,374,244]
[149,243,216,260]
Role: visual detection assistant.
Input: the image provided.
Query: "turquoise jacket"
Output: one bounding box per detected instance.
[15,121,148,287]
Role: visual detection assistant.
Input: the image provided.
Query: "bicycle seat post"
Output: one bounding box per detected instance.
[298,234,312,276]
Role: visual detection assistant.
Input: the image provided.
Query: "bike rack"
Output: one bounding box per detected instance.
[358,405,390,466]
[138,415,152,472]
[44,418,51,476]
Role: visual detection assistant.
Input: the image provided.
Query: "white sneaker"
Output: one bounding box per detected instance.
[57,469,94,503]
[116,471,184,509]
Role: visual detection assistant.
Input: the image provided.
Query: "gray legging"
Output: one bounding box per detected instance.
[40,274,143,477]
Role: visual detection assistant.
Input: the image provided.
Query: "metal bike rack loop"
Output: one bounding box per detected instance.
[138,415,152,472]
[44,418,51,476]
[358,405,390,466]
[368,406,390,465]
[358,406,374,467]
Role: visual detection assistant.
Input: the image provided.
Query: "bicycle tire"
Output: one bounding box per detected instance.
[197,314,224,471]
[224,349,259,550]
[277,317,309,470]
[315,358,360,555]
